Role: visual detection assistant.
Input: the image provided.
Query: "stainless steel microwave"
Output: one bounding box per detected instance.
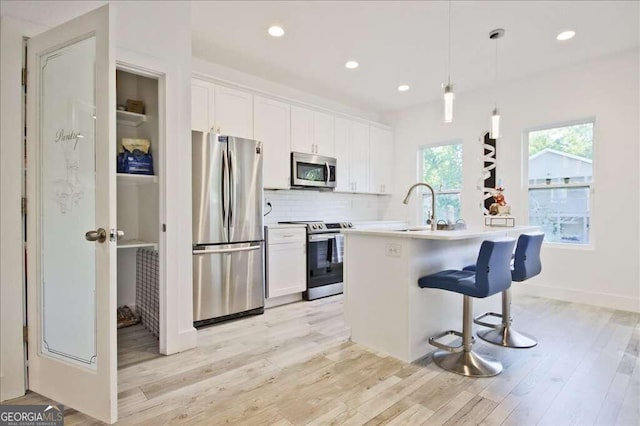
[291,152,337,189]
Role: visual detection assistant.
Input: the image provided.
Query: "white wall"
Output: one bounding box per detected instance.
[382,49,640,312]
[0,0,196,401]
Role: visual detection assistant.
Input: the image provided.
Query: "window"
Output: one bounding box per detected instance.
[420,142,463,224]
[526,121,594,245]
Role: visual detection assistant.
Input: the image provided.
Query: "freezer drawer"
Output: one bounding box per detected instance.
[193,242,264,324]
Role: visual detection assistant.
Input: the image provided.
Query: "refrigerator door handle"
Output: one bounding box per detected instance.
[221,151,228,229]
[193,245,261,255]
[228,148,236,234]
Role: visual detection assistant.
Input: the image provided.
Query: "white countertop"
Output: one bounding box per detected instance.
[342,225,539,240]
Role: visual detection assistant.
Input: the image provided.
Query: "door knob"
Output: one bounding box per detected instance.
[110,229,125,241]
[85,228,107,243]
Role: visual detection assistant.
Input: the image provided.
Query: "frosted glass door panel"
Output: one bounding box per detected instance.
[40,36,97,369]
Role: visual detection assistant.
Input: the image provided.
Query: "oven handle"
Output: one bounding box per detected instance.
[308,234,336,242]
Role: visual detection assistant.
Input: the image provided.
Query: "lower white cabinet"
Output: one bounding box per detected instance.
[266,226,306,298]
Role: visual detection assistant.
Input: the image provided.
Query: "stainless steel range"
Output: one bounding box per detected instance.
[279,221,353,300]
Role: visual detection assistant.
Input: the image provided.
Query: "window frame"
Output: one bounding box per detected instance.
[523,118,596,249]
[418,140,464,226]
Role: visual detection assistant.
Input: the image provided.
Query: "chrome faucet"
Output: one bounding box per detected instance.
[402,183,436,231]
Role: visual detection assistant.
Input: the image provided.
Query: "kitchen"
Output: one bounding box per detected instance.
[2,2,639,421]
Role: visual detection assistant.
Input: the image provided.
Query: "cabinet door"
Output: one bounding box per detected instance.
[290,105,314,154]
[369,127,393,194]
[333,117,351,191]
[267,240,306,298]
[214,85,253,139]
[254,96,291,189]
[191,79,214,132]
[313,111,334,157]
[351,122,370,193]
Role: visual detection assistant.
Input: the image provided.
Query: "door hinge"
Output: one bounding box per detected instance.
[23,325,28,343]
[21,68,27,86]
[162,224,166,232]
[21,197,27,216]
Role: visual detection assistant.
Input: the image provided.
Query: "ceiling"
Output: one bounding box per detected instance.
[192,1,640,114]
[2,1,637,116]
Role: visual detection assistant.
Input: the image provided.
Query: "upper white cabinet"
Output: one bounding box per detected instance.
[369,127,394,194]
[254,96,291,189]
[334,118,369,193]
[191,80,253,139]
[191,79,214,132]
[291,105,334,157]
[214,85,253,139]
[313,111,334,157]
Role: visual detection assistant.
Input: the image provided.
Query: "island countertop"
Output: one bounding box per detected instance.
[341,225,539,240]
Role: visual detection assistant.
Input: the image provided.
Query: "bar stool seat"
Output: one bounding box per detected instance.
[464,232,544,349]
[418,239,516,377]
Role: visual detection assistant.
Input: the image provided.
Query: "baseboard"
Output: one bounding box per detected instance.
[265,293,303,308]
[513,282,640,313]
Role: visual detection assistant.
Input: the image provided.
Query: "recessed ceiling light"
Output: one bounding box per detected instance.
[397,85,410,92]
[556,30,575,41]
[268,26,285,37]
[345,60,359,69]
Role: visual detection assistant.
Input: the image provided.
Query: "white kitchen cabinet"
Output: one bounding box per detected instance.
[191,78,214,132]
[254,96,291,189]
[214,85,253,139]
[291,105,314,154]
[334,118,369,193]
[266,226,307,298]
[333,117,350,191]
[369,127,394,194]
[350,121,370,193]
[313,110,334,157]
[291,105,334,156]
[190,80,253,139]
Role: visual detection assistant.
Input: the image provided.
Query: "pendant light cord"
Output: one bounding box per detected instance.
[447,0,452,85]
[494,36,498,108]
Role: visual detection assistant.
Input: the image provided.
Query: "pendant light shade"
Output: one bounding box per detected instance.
[444,84,454,123]
[489,28,504,139]
[443,1,454,123]
[491,107,500,139]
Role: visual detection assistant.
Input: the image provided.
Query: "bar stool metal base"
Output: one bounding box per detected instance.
[477,326,537,349]
[432,349,503,377]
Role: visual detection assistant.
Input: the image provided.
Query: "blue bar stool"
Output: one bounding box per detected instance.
[466,233,544,348]
[418,239,516,377]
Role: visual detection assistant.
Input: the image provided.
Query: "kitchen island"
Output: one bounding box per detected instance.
[341,225,539,362]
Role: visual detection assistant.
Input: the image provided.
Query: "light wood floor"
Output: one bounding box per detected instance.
[5,295,639,425]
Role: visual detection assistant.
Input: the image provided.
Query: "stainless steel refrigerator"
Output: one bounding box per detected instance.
[192,132,265,327]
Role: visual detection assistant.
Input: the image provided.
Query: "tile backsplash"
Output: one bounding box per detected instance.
[264,190,383,224]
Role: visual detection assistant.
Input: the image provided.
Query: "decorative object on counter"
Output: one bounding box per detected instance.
[476,132,497,214]
[126,99,145,114]
[436,219,466,231]
[117,105,126,111]
[485,215,515,227]
[489,28,505,139]
[489,185,511,216]
[117,138,154,175]
[442,0,455,123]
[403,182,436,231]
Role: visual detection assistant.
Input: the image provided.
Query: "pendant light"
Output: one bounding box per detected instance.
[489,28,504,139]
[443,1,454,123]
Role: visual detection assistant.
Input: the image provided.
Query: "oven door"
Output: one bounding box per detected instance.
[307,233,343,288]
[291,152,337,188]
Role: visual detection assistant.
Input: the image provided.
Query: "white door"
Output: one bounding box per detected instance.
[313,111,334,157]
[191,79,214,132]
[290,105,314,154]
[26,5,117,423]
[351,122,370,193]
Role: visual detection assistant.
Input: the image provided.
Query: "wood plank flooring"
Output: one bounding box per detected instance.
[4,295,639,425]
